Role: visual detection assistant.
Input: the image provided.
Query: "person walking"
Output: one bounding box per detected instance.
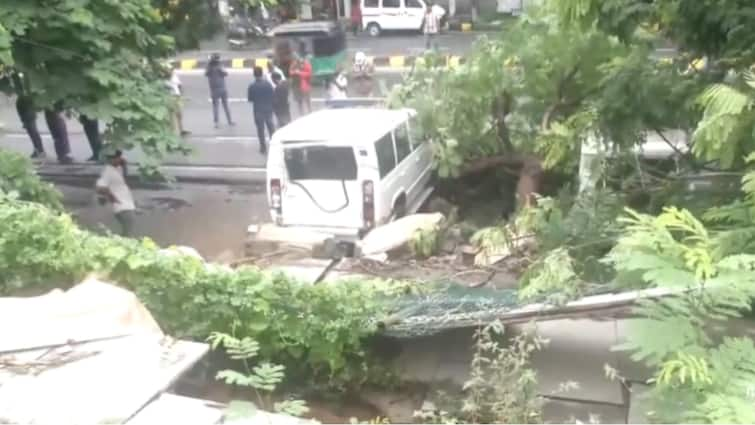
[351,1,362,36]
[351,51,375,97]
[96,150,136,237]
[327,68,348,100]
[272,72,291,127]
[78,114,102,161]
[247,66,276,155]
[205,53,235,128]
[423,3,440,51]
[289,55,312,115]
[15,95,46,159]
[43,103,73,164]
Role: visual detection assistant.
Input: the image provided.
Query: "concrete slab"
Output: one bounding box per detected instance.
[526,319,625,405]
[613,319,654,384]
[627,383,653,424]
[392,336,444,384]
[543,398,627,424]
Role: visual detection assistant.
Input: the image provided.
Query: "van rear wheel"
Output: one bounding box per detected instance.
[367,23,381,37]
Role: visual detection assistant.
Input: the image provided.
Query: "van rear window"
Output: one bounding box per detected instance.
[284,146,358,180]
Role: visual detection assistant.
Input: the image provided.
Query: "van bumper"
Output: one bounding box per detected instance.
[249,222,363,242]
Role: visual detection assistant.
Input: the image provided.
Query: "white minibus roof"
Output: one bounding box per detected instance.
[272,108,417,146]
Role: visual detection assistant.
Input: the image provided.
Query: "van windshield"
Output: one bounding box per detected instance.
[284,145,358,180]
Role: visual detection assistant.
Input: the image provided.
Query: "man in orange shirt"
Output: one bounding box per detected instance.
[289,55,312,116]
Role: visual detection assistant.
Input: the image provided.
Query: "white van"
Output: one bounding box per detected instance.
[361,0,427,36]
[266,108,435,240]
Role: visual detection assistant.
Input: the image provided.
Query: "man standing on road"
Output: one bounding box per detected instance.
[205,53,235,128]
[351,0,362,36]
[96,150,136,237]
[78,114,103,161]
[265,56,285,87]
[15,95,46,159]
[43,103,74,164]
[247,66,275,155]
[166,67,189,136]
[423,3,441,51]
[272,72,291,127]
[289,55,312,115]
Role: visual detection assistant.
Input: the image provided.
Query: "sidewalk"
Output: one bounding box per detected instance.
[1,133,267,185]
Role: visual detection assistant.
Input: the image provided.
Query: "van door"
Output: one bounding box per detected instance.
[407,116,434,202]
[391,120,419,207]
[373,131,401,223]
[278,143,365,230]
[379,0,402,30]
[361,0,381,29]
[404,0,425,30]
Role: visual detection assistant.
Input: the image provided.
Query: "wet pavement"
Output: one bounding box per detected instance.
[57,181,269,261]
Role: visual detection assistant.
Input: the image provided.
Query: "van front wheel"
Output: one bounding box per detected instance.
[367,23,381,37]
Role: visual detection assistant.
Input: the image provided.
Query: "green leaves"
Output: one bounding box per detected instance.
[0,150,62,211]
[0,0,188,172]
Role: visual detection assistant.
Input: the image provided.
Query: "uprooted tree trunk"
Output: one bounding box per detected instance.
[459,68,588,210]
[456,92,545,211]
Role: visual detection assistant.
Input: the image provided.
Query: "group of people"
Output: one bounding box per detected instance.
[203,51,374,155]
[10,73,102,164]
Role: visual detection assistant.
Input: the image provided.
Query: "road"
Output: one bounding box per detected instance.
[0,71,404,169]
[58,180,270,261]
[0,38,677,170]
[178,32,489,59]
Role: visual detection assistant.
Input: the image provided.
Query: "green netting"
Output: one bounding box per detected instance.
[378,283,521,338]
[377,282,617,338]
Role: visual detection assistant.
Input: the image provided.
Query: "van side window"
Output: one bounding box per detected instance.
[394,123,412,162]
[406,0,423,7]
[365,0,379,7]
[383,0,400,8]
[375,132,397,178]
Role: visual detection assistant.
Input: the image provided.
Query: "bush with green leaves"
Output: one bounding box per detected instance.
[607,207,755,423]
[415,320,545,424]
[208,332,309,418]
[0,191,393,388]
[0,149,62,211]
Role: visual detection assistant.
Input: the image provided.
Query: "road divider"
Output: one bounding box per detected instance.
[173,54,466,72]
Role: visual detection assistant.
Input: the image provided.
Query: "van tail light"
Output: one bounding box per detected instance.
[270,179,282,213]
[363,180,375,230]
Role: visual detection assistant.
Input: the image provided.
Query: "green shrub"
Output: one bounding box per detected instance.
[0,192,391,388]
[0,149,62,210]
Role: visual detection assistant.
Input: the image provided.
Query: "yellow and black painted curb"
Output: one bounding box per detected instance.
[172,54,466,71]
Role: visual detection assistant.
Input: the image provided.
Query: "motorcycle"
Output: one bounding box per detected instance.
[227,17,270,49]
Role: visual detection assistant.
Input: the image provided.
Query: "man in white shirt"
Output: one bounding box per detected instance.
[96,151,136,237]
[165,68,189,135]
[265,56,286,87]
[423,4,441,51]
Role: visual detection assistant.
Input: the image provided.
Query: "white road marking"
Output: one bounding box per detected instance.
[208,97,385,103]
[3,133,258,144]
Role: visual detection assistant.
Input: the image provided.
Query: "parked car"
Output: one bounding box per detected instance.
[361,0,427,37]
[266,107,435,240]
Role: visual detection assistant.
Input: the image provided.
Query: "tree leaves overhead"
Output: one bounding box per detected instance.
[0,0,188,169]
[555,0,755,69]
[153,0,223,50]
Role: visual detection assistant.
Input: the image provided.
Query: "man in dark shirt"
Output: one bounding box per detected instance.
[247,66,275,154]
[271,72,291,127]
